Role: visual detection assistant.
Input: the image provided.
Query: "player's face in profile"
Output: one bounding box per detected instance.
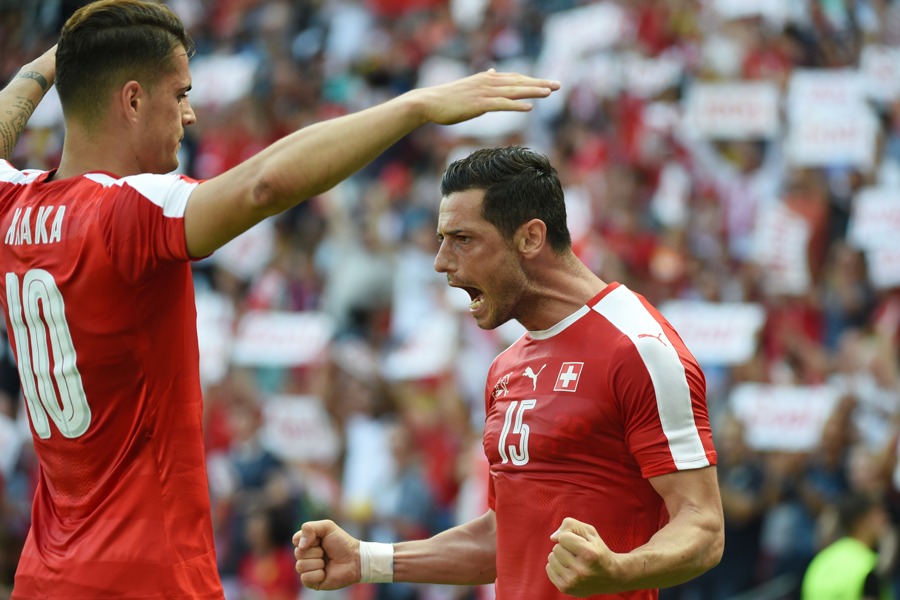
[434,188,528,330]
[138,49,195,174]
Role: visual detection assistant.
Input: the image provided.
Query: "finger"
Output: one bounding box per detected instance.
[548,544,573,570]
[486,72,561,92]
[551,517,578,541]
[483,70,560,87]
[489,83,556,101]
[511,77,561,91]
[300,570,325,589]
[295,557,325,574]
[482,99,536,113]
[546,561,568,593]
[293,520,332,548]
[557,517,599,540]
[555,530,595,554]
[294,545,324,560]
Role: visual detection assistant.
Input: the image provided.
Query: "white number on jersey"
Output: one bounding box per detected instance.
[6,270,90,439]
[498,399,537,466]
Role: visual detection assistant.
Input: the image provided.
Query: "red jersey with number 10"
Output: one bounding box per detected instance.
[0,161,222,599]
[482,283,716,600]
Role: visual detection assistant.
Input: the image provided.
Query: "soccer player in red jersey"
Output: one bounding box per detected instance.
[294,146,724,599]
[0,2,560,597]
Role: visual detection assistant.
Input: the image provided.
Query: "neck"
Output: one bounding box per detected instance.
[55,121,138,180]
[519,252,607,331]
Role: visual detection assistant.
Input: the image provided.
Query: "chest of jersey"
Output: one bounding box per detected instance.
[482,321,647,487]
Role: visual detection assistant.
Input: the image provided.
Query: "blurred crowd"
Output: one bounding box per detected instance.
[2,0,900,599]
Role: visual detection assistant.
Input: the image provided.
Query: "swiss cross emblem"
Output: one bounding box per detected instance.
[554,362,583,392]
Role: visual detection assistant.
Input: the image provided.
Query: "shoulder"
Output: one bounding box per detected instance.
[91,172,202,217]
[590,286,665,360]
[97,172,201,194]
[589,284,665,339]
[0,159,46,185]
[592,285,693,355]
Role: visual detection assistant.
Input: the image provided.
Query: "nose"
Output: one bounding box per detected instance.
[183,100,197,126]
[433,240,451,274]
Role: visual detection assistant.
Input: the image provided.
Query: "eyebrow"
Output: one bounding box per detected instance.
[437,228,465,236]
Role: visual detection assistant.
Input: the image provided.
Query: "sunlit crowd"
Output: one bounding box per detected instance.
[2,1,900,599]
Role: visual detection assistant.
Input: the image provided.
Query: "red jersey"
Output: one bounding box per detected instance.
[0,161,223,599]
[483,283,716,600]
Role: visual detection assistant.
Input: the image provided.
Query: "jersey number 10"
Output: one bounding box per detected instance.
[6,270,90,439]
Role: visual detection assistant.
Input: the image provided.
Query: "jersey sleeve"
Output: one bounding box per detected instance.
[608,323,716,479]
[100,173,200,282]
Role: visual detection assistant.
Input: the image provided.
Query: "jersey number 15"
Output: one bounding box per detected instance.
[498,399,537,466]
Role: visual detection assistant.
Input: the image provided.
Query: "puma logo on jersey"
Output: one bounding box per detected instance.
[523,364,546,390]
[637,332,667,346]
[5,205,66,246]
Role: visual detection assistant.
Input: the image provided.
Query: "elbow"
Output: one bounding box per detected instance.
[250,175,286,217]
[699,521,725,574]
[702,541,724,573]
[251,166,314,217]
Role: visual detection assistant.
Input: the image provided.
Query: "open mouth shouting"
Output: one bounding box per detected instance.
[463,286,485,314]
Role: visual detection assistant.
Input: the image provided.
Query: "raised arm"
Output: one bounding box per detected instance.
[184,69,560,257]
[294,509,498,591]
[0,45,56,160]
[546,466,724,596]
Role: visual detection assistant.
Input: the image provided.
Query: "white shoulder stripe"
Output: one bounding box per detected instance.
[85,172,197,218]
[592,285,709,470]
[0,160,46,184]
[84,173,117,186]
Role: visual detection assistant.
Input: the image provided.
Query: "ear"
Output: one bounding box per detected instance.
[118,80,144,123]
[515,219,546,259]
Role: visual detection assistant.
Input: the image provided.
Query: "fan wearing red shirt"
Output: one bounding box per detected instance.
[0,2,560,597]
[295,146,724,599]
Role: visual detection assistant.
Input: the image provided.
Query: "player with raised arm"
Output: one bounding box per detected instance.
[0,2,559,598]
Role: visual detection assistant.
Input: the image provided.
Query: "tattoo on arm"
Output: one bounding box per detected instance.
[0,96,37,158]
[16,70,50,93]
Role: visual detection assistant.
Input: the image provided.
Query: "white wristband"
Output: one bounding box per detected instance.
[359,541,394,583]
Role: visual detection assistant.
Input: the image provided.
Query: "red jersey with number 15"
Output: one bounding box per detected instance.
[0,161,222,599]
[482,283,716,600]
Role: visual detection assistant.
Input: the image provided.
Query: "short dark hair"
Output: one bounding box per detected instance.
[56,0,195,125]
[440,146,571,253]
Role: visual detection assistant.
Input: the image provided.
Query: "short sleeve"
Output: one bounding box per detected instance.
[99,173,200,282]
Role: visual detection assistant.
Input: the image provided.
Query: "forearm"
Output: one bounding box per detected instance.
[0,48,56,159]
[248,90,427,212]
[392,510,497,586]
[614,506,723,591]
[186,91,427,256]
[186,69,556,256]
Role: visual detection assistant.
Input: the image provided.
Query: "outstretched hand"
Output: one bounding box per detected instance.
[412,68,561,126]
[293,520,361,591]
[546,517,621,597]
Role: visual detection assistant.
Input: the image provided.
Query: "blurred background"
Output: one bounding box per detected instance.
[2,0,900,599]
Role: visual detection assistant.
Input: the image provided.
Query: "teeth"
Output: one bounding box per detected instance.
[470,296,484,311]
